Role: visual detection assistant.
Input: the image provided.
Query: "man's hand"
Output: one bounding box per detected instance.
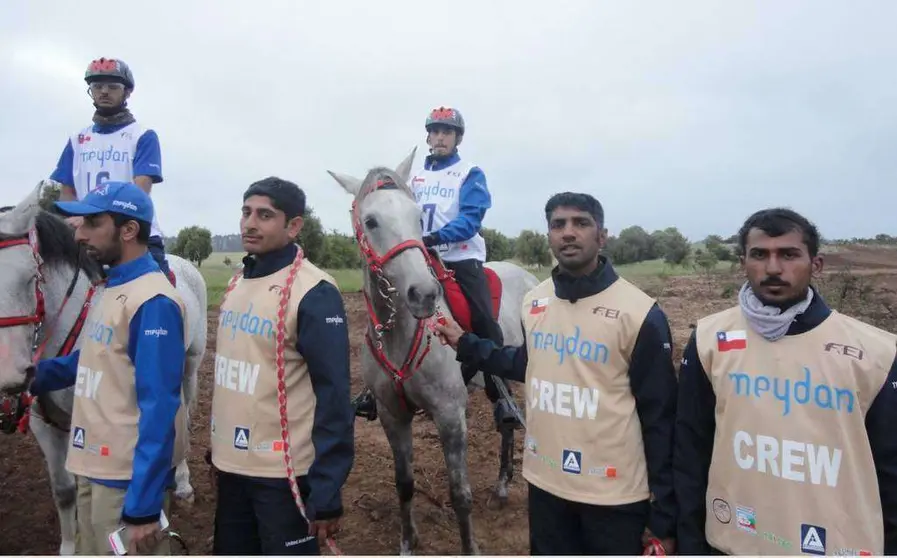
[126,522,164,555]
[642,528,675,555]
[433,315,465,349]
[309,518,340,544]
[64,216,83,229]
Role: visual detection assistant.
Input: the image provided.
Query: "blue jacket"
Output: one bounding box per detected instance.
[455,257,679,540]
[31,252,185,525]
[236,242,355,520]
[673,291,897,555]
[50,122,163,186]
[422,151,492,245]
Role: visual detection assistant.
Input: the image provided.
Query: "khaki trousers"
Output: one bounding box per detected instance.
[75,476,171,556]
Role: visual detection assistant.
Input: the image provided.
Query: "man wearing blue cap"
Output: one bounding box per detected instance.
[29,181,189,555]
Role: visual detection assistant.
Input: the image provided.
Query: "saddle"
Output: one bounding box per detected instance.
[425,248,502,332]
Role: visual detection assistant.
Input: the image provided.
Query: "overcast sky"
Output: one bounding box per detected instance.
[2,1,895,242]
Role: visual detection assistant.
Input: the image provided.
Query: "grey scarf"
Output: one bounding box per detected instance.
[92,107,136,127]
[738,282,813,341]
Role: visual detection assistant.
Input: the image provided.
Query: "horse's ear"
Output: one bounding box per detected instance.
[0,180,46,235]
[327,170,363,196]
[395,146,417,185]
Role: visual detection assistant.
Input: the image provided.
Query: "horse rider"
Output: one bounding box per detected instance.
[352,106,520,431]
[49,57,174,284]
[207,177,355,555]
[674,208,897,556]
[29,181,189,555]
[435,192,679,555]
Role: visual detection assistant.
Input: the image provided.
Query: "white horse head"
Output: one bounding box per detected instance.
[0,181,93,392]
[329,147,442,318]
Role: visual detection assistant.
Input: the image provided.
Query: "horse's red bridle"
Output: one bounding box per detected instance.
[0,226,98,434]
[351,177,442,411]
[0,230,46,331]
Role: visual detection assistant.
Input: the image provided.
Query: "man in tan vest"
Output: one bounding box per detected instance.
[30,181,188,555]
[435,192,679,555]
[208,177,354,555]
[674,207,897,556]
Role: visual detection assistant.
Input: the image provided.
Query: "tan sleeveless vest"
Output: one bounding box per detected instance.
[66,271,189,480]
[211,257,338,478]
[696,305,896,555]
[520,276,656,505]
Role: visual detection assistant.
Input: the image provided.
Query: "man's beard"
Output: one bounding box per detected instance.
[90,231,123,267]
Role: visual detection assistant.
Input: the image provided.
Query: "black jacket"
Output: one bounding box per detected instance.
[238,243,355,520]
[456,256,679,539]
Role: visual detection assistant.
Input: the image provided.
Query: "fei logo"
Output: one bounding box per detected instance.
[72,426,86,449]
[233,426,250,450]
[800,524,826,555]
[561,449,582,474]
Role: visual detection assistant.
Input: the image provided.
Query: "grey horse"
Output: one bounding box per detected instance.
[0,181,207,555]
[328,148,538,554]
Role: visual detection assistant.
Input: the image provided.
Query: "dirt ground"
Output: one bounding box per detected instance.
[2,249,896,555]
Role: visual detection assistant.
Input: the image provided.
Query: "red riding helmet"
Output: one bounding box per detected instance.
[425,106,465,136]
[84,58,135,90]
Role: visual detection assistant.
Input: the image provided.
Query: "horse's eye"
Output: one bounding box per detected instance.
[364,217,378,229]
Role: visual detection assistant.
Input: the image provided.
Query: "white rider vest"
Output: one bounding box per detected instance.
[69,122,164,238]
[411,159,487,263]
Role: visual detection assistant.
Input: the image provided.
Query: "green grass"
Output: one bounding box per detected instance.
[198,252,730,308]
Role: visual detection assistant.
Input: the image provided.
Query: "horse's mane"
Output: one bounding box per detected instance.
[356,166,415,203]
[0,210,103,282]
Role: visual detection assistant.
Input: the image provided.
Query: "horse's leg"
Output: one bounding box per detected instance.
[378,403,418,555]
[487,375,519,509]
[432,406,479,555]
[493,420,515,509]
[174,351,202,505]
[30,411,77,555]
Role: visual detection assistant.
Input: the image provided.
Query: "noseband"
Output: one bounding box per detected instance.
[0,227,98,434]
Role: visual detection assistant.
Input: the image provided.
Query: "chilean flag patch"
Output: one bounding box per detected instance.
[717,330,747,352]
[530,298,549,314]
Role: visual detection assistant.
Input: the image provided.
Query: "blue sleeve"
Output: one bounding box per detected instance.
[49,139,74,186]
[120,295,185,524]
[866,354,897,555]
[31,350,80,395]
[455,322,528,383]
[628,304,678,540]
[133,130,163,183]
[296,280,354,521]
[431,166,492,244]
[673,331,716,555]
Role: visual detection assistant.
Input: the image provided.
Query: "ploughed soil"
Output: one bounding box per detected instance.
[2,256,896,555]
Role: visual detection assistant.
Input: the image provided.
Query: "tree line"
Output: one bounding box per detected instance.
[28,180,894,270]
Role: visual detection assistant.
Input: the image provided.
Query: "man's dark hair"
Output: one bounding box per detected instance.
[737,207,821,257]
[243,176,306,220]
[544,192,604,228]
[111,213,151,243]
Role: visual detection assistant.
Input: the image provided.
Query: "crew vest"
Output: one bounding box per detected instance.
[411,159,487,263]
[520,276,656,505]
[211,257,338,478]
[696,305,896,556]
[69,122,164,238]
[66,272,189,480]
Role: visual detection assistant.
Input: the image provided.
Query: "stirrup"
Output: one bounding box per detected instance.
[352,391,378,421]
